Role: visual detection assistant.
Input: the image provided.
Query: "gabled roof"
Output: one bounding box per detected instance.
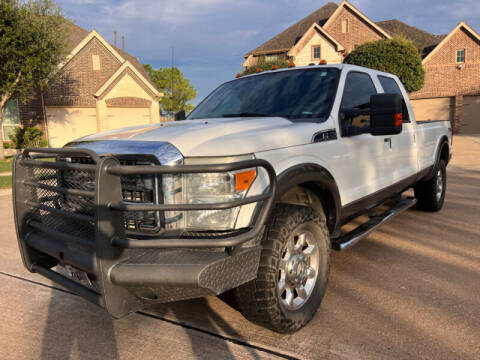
[422,21,480,64]
[245,2,339,57]
[288,23,344,57]
[94,61,162,99]
[61,19,156,89]
[377,19,445,57]
[323,1,391,39]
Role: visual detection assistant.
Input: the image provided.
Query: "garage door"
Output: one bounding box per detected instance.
[105,107,151,131]
[461,96,480,134]
[411,97,454,122]
[46,107,97,147]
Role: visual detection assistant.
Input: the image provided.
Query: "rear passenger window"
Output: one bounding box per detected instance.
[378,76,410,122]
[340,72,377,133]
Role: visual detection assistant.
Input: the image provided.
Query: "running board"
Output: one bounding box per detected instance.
[332,197,417,251]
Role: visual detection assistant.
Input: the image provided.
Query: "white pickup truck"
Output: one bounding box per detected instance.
[13,64,452,333]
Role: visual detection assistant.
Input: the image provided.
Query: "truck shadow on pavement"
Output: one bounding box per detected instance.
[38,288,264,360]
[40,288,119,360]
[146,297,264,360]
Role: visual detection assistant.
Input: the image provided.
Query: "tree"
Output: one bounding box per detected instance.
[143,64,197,115]
[0,0,67,159]
[344,36,425,93]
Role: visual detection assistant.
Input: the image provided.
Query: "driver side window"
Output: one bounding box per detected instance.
[340,72,377,135]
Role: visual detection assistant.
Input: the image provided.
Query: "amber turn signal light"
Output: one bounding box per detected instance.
[236,169,256,192]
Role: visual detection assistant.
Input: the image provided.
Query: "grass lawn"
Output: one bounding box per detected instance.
[0,175,12,188]
[0,159,13,173]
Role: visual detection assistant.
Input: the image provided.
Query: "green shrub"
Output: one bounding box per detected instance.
[242,60,292,76]
[344,36,425,92]
[9,127,47,150]
[3,142,10,149]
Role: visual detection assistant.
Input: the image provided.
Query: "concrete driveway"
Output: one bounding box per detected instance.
[0,136,479,360]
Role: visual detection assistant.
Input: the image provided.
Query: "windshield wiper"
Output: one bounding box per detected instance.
[221,112,271,118]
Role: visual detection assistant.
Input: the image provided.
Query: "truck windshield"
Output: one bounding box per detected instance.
[188,68,340,122]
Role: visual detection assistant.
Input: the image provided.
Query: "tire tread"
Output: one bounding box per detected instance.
[233,204,330,333]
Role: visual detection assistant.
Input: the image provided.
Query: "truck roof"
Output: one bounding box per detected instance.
[239,63,399,81]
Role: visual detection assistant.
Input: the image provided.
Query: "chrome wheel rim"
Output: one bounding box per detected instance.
[436,169,443,201]
[277,230,319,310]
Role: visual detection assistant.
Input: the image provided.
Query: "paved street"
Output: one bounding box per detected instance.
[0,136,479,360]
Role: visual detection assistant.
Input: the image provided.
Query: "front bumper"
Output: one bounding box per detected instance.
[13,147,276,318]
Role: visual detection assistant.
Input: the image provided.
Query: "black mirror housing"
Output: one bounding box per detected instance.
[370,93,403,136]
[174,110,186,121]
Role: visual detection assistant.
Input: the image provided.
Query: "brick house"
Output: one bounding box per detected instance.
[243,1,480,134]
[2,21,163,147]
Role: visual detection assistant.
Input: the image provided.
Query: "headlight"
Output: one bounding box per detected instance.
[184,168,256,230]
[162,155,257,231]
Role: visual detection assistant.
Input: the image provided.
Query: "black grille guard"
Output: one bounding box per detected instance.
[13,147,277,317]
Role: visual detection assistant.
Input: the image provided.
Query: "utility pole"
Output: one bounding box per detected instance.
[171,47,174,117]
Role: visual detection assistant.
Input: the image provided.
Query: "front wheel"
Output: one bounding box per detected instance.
[233,204,330,333]
[414,159,447,211]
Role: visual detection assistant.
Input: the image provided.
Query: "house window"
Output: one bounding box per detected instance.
[342,19,349,33]
[2,99,20,140]
[92,54,101,70]
[312,46,321,60]
[456,49,465,63]
[265,54,278,63]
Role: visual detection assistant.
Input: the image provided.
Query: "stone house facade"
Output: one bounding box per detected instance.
[2,21,163,147]
[243,1,480,134]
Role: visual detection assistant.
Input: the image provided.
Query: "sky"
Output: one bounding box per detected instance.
[57,0,480,105]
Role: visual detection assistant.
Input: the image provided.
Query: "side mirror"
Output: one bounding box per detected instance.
[340,107,372,137]
[370,93,403,136]
[174,110,186,121]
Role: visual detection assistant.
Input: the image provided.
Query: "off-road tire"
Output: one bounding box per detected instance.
[414,159,446,211]
[233,204,330,333]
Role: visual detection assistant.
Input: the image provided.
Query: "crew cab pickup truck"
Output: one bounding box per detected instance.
[13,64,452,333]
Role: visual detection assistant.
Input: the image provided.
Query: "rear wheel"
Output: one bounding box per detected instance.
[233,204,330,333]
[414,159,446,211]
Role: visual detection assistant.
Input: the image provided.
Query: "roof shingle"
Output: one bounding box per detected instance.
[246,2,338,56]
[376,19,445,57]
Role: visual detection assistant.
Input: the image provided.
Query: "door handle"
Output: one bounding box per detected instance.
[384,137,392,149]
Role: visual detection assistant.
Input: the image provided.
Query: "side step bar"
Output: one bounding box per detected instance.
[332,197,417,251]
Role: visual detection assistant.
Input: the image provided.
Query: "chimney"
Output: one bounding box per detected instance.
[121,35,125,51]
[114,31,117,48]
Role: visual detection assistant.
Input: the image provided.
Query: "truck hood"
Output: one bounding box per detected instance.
[76,117,329,157]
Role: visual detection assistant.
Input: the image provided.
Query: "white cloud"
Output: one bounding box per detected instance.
[100,0,258,25]
[437,0,480,20]
[58,0,480,102]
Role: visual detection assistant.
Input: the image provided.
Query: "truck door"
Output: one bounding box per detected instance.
[335,71,391,204]
[377,76,418,183]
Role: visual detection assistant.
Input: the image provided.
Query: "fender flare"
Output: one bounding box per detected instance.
[276,163,342,234]
[426,136,450,180]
